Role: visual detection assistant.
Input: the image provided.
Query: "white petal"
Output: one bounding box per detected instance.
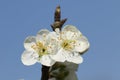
[46,32,59,41]
[51,49,69,62]
[61,25,82,40]
[46,32,59,54]
[39,55,56,66]
[61,31,76,40]
[55,28,60,34]
[62,25,80,33]
[36,29,49,41]
[24,36,36,51]
[47,44,58,55]
[74,36,90,52]
[66,52,83,64]
[21,50,38,66]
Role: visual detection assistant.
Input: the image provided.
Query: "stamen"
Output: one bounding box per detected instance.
[31,41,48,56]
[61,40,75,51]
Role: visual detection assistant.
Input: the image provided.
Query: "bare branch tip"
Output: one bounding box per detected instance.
[56,6,61,13]
[61,18,67,24]
[57,5,60,9]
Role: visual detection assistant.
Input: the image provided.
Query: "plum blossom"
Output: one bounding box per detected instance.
[21,29,58,66]
[51,25,90,64]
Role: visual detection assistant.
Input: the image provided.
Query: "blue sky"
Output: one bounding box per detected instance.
[0,0,119,80]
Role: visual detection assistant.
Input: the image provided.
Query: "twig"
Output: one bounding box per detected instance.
[41,6,67,80]
[41,65,50,80]
[51,6,67,31]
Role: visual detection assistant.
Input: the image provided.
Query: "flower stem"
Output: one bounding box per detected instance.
[51,5,67,31]
[41,6,67,80]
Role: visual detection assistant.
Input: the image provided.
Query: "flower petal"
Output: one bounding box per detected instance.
[67,52,83,64]
[38,55,56,66]
[36,29,49,42]
[74,36,90,52]
[21,50,38,66]
[62,25,80,33]
[24,36,36,51]
[46,32,59,54]
[61,25,82,40]
[61,31,77,40]
[55,28,60,34]
[46,32,59,43]
[51,49,69,62]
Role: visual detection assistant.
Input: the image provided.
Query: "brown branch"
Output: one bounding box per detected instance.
[41,65,50,80]
[54,6,61,22]
[51,6,67,31]
[41,6,67,80]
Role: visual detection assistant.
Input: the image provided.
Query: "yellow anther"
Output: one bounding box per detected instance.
[61,40,74,51]
[31,41,48,56]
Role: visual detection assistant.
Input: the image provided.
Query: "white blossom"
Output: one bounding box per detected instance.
[51,25,90,64]
[21,29,57,66]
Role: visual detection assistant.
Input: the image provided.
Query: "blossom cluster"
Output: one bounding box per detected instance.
[21,25,90,66]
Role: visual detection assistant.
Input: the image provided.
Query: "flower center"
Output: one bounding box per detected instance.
[31,42,48,57]
[61,40,75,51]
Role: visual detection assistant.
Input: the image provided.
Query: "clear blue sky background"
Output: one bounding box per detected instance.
[0,0,119,80]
